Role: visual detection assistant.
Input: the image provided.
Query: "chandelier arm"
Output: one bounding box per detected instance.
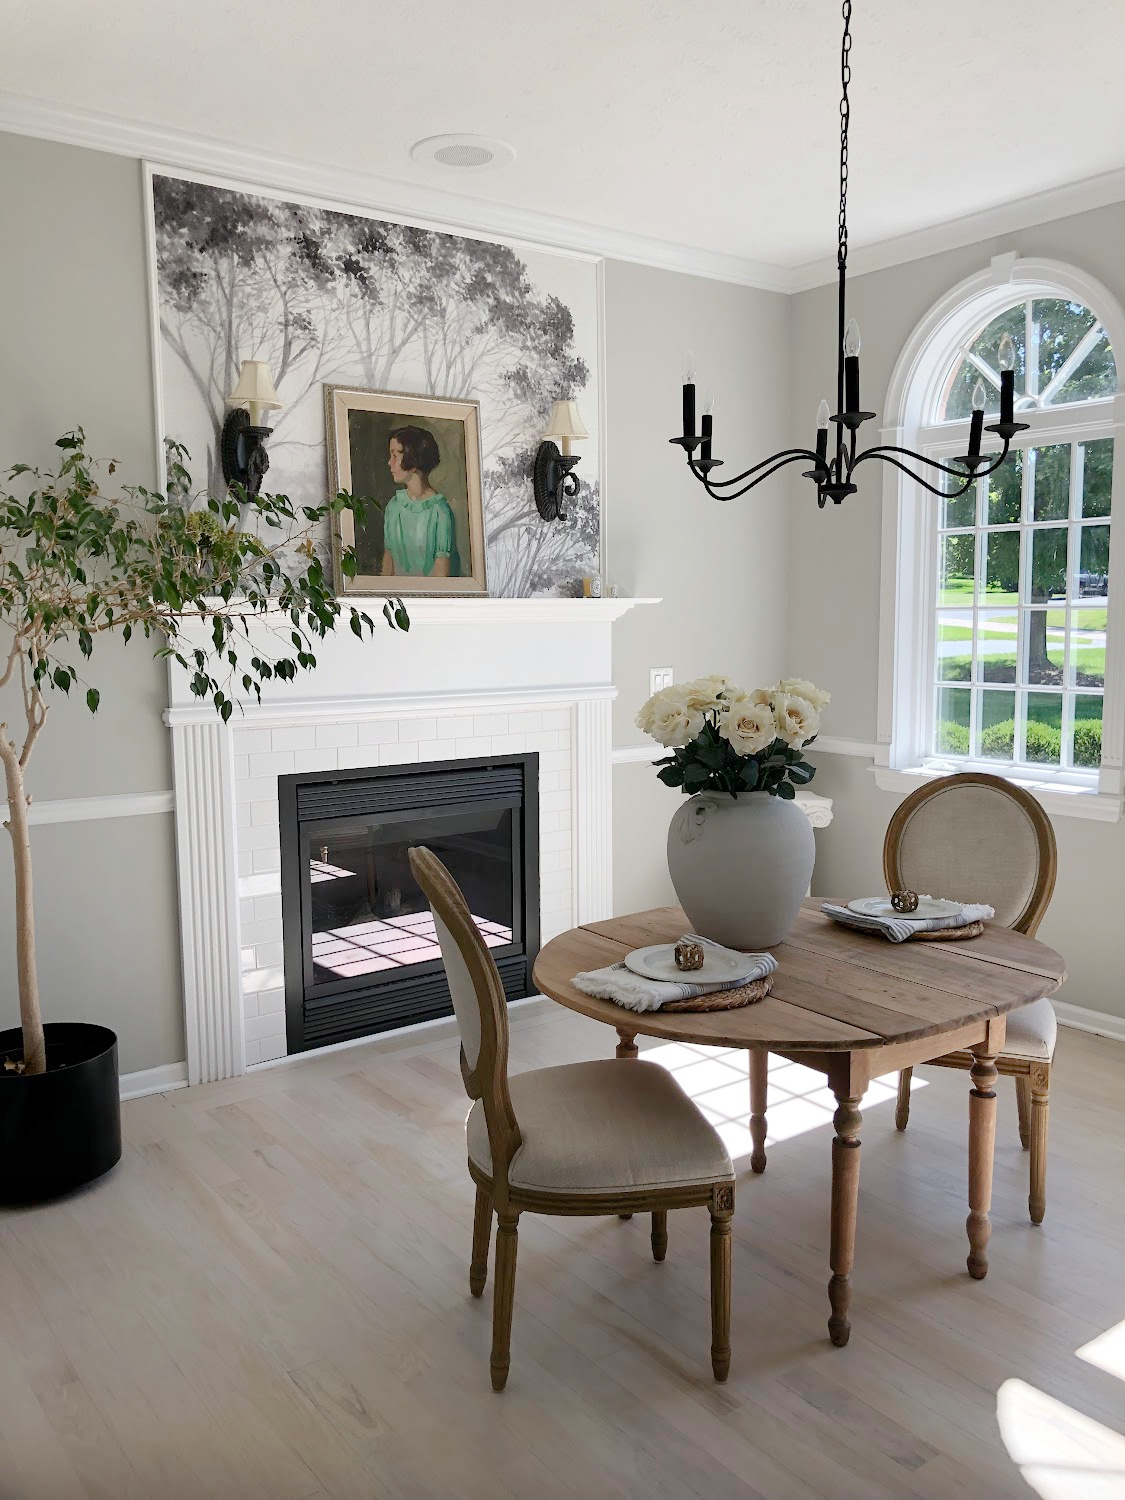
[688,450,822,500]
[847,451,987,500]
[686,448,823,489]
[851,438,1012,481]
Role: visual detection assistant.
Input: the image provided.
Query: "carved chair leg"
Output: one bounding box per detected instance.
[709,1193,733,1382]
[470,1184,492,1297]
[895,1068,913,1131]
[650,1210,668,1262]
[1029,1061,1050,1226]
[749,1050,769,1173]
[1015,1075,1032,1151]
[491,1212,520,1391]
[616,1031,639,1217]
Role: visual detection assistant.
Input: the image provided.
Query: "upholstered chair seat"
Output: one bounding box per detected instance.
[999,998,1057,1062]
[466,1059,735,1197]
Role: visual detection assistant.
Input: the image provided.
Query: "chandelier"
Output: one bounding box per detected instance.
[671,0,1028,506]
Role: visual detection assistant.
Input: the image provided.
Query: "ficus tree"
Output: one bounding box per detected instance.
[0,431,406,1076]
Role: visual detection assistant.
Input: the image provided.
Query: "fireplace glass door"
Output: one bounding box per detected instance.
[305,806,517,985]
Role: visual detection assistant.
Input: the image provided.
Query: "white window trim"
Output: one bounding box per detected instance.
[875,255,1125,821]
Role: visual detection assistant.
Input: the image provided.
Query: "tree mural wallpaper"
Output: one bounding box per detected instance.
[150,173,601,597]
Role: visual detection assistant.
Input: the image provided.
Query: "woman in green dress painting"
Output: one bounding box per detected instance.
[381,426,460,579]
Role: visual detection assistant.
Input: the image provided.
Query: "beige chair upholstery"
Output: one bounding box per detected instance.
[408,844,737,1389]
[882,771,1059,1225]
[467,1059,734,1196]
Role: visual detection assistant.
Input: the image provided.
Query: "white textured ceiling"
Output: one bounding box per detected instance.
[3,0,1125,271]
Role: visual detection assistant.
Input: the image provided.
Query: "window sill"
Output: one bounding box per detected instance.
[870,764,1123,821]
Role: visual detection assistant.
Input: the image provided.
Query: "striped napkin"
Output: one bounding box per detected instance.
[572,935,777,1013]
[820,899,995,944]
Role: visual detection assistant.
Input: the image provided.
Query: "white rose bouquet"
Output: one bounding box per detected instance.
[635,675,829,799]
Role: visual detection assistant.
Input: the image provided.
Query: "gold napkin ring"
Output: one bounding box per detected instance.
[890,890,919,914]
[674,939,705,972]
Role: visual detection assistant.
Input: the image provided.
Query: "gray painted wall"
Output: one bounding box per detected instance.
[0,131,793,1069]
[788,202,1125,1021]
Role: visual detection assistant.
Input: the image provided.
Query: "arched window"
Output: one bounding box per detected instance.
[877,259,1125,818]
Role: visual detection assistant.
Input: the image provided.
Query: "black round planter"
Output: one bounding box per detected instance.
[0,1022,121,1201]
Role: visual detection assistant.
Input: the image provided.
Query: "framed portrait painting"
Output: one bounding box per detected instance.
[325,385,488,596]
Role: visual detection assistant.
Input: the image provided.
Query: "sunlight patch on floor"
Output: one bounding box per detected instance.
[1077,1317,1125,1382]
[644,1042,926,1161]
[997,1378,1125,1500]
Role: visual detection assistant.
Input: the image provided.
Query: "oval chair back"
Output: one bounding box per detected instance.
[407,845,522,1206]
[882,771,1056,935]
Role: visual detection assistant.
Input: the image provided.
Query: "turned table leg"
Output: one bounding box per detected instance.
[615,1027,639,1060]
[749,1050,769,1174]
[828,1087,864,1347]
[967,1032,1002,1279]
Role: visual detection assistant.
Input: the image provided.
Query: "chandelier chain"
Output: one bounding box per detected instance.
[838,0,852,272]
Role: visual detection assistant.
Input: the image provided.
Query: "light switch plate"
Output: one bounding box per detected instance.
[649,667,674,695]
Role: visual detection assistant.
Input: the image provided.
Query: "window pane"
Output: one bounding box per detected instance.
[1034,299,1097,395]
[1074,523,1110,601]
[1029,528,1067,602]
[943,304,1025,420]
[979,690,1016,761]
[1054,331,1116,406]
[941,468,977,529]
[1031,445,1070,521]
[937,611,973,682]
[984,531,1020,602]
[1081,438,1113,518]
[979,609,1017,683]
[935,686,970,755]
[939,533,975,605]
[1025,692,1062,764]
[1024,610,1063,686]
[1069,607,1106,688]
[1072,695,1103,767]
[987,451,1022,524]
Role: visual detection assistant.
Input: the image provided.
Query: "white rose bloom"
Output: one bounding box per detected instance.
[721,695,778,757]
[776,677,831,713]
[746,686,775,710]
[634,695,657,734]
[773,692,820,748]
[678,674,734,713]
[644,686,705,748]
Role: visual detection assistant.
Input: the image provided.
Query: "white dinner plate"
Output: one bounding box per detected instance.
[624,943,763,985]
[847,896,962,920]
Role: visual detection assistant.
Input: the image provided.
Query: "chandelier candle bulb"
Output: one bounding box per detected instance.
[701,393,714,462]
[968,380,986,458]
[843,318,862,414]
[682,350,697,441]
[816,399,830,464]
[998,332,1017,425]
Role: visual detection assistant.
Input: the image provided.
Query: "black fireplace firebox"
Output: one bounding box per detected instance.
[279,753,539,1053]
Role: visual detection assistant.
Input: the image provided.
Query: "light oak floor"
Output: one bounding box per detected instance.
[2,1007,1124,1500]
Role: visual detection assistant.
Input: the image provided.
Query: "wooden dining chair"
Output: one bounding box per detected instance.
[408,845,737,1390]
[884,772,1058,1224]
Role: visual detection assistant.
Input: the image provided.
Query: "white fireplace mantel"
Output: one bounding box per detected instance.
[166,597,659,1085]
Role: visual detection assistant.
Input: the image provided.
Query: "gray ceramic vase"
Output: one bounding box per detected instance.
[666,790,815,949]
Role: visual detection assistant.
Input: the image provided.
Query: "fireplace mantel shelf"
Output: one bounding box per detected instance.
[388,596,660,624]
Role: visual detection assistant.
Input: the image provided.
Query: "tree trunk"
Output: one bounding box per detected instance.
[1,746,44,1075]
[1028,611,1052,681]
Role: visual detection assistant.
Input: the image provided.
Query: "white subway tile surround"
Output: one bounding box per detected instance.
[166,598,657,1086]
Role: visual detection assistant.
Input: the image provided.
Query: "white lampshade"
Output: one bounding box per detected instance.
[228,359,282,425]
[543,398,588,443]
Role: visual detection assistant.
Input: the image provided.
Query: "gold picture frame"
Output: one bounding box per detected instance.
[325,384,488,597]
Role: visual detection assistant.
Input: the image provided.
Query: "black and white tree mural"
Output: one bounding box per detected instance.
[152,175,600,597]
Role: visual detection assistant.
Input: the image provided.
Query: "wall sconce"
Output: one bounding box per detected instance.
[221,359,282,495]
[533,399,587,521]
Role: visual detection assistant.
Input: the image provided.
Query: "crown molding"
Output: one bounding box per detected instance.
[787,164,1125,292]
[0,90,790,292]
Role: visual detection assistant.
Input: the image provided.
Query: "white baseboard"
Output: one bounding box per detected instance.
[119,1060,189,1100]
[1054,1001,1125,1044]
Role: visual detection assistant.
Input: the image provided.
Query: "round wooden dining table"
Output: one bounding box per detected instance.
[532,899,1066,1347]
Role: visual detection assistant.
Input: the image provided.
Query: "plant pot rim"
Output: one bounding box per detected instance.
[0,1021,118,1079]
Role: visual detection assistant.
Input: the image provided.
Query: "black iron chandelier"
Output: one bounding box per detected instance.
[671,0,1028,506]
